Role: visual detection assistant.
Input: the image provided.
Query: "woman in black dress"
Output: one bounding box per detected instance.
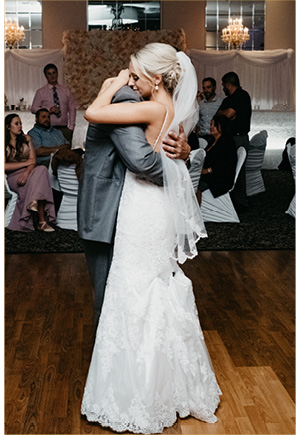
[197,114,237,204]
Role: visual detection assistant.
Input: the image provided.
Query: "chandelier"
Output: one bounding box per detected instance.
[221,18,249,50]
[5,18,25,49]
[110,3,124,30]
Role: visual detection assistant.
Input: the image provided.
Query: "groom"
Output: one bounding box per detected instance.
[78,85,191,324]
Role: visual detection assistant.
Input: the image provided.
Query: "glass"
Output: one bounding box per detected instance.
[19,30,29,48]
[206,16,217,31]
[254,14,264,30]
[230,1,242,16]
[241,2,253,16]
[5,13,17,21]
[243,16,252,29]
[206,0,265,51]
[218,1,229,15]
[31,29,42,47]
[5,0,42,49]
[31,13,42,30]
[29,0,42,13]
[254,1,265,14]
[206,31,217,48]
[219,16,229,31]
[18,1,30,13]
[5,1,17,13]
[88,1,160,31]
[18,14,29,28]
[254,29,264,50]
[206,1,217,14]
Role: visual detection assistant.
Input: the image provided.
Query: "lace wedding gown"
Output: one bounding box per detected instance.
[81,167,222,433]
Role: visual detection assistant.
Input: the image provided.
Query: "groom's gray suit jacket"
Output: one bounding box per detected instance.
[77,86,163,244]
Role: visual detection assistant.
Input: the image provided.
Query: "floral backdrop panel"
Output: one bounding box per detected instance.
[62,29,187,109]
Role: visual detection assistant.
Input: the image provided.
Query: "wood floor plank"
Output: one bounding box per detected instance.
[235,416,256,434]
[181,420,226,434]
[5,251,295,434]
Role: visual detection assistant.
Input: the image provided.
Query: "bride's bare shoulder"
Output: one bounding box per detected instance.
[143,100,169,115]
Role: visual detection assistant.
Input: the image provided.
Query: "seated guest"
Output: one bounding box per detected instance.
[278,137,295,173]
[188,130,200,151]
[5,114,56,232]
[51,147,84,180]
[31,63,76,144]
[27,108,70,167]
[197,114,237,205]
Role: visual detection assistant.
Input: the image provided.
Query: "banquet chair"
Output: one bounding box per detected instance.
[198,138,208,149]
[245,130,268,196]
[188,148,206,192]
[56,164,79,231]
[201,146,247,223]
[285,141,295,218]
[5,175,18,227]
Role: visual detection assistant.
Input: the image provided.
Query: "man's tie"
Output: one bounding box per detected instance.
[52,86,61,117]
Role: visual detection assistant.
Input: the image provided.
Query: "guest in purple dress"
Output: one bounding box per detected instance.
[5,114,56,232]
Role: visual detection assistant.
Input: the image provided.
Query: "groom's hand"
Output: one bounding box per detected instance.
[162,123,191,160]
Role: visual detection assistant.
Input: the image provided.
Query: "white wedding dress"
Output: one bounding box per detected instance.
[81,168,222,433]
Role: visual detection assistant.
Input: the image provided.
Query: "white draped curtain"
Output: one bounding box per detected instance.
[5,49,64,109]
[189,49,295,110]
[5,48,295,111]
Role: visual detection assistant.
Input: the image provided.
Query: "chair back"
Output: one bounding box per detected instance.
[231,147,247,190]
[56,165,79,195]
[56,164,78,231]
[246,130,268,172]
[198,138,208,149]
[286,142,295,178]
[5,175,18,227]
[189,148,206,192]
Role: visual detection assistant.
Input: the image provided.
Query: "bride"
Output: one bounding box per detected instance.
[81,42,221,433]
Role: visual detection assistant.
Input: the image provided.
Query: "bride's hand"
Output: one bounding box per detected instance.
[98,70,129,97]
[116,69,130,86]
[98,77,117,95]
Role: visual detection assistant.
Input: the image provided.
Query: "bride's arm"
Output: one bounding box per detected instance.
[85,69,160,125]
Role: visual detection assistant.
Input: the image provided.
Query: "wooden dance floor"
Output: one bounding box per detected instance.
[5,250,295,434]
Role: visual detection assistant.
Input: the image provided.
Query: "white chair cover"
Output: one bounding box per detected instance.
[56,164,79,231]
[188,148,206,192]
[201,147,247,223]
[286,142,295,178]
[246,130,268,196]
[285,142,295,218]
[48,153,61,192]
[286,196,295,218]
[5,175,18,227]
[198,138,208,149]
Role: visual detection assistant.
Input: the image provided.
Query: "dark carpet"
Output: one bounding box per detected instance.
[5,170,295,254]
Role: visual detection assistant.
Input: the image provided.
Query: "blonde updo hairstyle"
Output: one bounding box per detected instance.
[130,43,182,96]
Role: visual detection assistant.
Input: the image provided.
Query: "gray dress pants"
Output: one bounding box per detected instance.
[82,239,113,325]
